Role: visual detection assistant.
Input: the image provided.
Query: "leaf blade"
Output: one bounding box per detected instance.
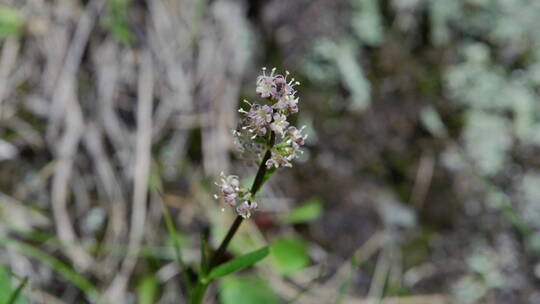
[208,246,269,280]
[7,277,28,304]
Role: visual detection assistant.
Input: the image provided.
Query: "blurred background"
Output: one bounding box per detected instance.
[1,0,540,303]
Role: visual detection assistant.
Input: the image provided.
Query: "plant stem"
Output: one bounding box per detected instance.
[190,133,275,304]
[209,146,273,269]
[190,281,209,304]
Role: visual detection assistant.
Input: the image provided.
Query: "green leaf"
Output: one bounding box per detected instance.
[284,198,323,224]
[220,275,280,304]
[271,238,309,276]
[0,6,23,38]
[148,165,163,192]
[7,277,28,304]
[137,275,159,304]
[103,0,133,44]
[261,167,277,186]
[0,267,27,304]
[207,247,269,280]
[159,199,192,293]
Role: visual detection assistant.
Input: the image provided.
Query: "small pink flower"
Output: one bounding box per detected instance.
[236,201,258,219]
[273,95,298,114]
[215,173,241,206]
[265,149,293,169]
[286,126,306,149]
[256,75,275,99]
[270,113,289,136]
[246,104,273,136]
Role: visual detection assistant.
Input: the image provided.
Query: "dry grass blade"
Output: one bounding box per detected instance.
[105,49,154,302]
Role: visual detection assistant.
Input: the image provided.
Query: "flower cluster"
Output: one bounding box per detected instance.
[214,173,257,218]
[216,68,307,218]
[239,67,307,168]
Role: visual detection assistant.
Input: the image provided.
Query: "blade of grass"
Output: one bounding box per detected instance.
[6,276,28,304]
[200,233,208,277]
[157,191,193,293]
[0,237,98,301]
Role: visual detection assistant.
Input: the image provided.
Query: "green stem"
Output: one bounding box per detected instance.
[209,145,273,269]
[190,132,275,304]
[190,281,209,304]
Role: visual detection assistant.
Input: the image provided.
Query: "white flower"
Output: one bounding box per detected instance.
[270,113,289,136]
[236,201,258,219]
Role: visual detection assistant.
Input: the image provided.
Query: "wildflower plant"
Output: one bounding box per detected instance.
[216,67,306,219]
[188,68,307,303]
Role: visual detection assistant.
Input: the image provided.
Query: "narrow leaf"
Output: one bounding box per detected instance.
[261,167,277,187]
[159,197,192,293]
[7,277,28,304]
[208,247,269,280]
[137,275,158,304]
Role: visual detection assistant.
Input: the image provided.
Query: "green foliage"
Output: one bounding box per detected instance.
[103,0,132,44]
[137,275,159,304]
[199,233,209,276]
[159,199,192,293]
[207,247,269,281]
[219,275,280,304]
[0,6,23,38]
[261,167,277,190]
[283,198,323,224]
[270,238,309,276]
[0,267,28,304]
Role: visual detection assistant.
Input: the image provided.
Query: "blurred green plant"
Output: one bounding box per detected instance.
[270,238,309,276]
[137,275,159,304]
[103,0,133,44]
[0,5,23,38]
[219,275,280,304]
[0,267,28,304]
[283,197,323,224]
